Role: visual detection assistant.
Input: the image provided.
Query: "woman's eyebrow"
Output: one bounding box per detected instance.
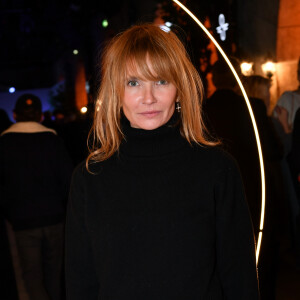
[126,74,163,81]
[126,76,139,80]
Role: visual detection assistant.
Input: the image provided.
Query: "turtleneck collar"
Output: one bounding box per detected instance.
[119,112,187,158]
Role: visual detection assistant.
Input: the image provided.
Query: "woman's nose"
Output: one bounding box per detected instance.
[142,85,156,104]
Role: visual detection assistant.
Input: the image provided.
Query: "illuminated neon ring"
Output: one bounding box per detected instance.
[172,0,265,264]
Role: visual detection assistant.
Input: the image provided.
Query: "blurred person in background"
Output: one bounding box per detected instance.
[273,60,300,253]
[274,58,300,134]
[0,93,73,300]
[244,75,287,300]
[275,105,300,266]
[203,58,260,238]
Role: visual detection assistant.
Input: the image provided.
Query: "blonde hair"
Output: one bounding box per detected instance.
[87,23,216,167]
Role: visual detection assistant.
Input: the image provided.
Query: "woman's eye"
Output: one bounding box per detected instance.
[157,80,168,85]
[127,80,139,87]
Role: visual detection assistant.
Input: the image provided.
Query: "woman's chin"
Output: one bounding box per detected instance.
[130,120,165,130]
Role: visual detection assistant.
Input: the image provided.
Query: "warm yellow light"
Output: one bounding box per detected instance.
[172,0,266,265]
[261,61,276,77]
[241,62,253,76]
[73,49,79,55]
[80,106,87,114]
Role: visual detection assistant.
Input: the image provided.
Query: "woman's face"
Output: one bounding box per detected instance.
[121,63,177,130]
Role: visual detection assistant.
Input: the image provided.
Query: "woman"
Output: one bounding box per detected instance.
[65,24,259,300]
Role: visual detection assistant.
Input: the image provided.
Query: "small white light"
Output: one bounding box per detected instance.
[73,49,79,55]
[9,87,16,93]
[240,62,253,76]
[216,14,229,41]
[159,25,171,33]
[165,22,172,27]
[80,106,87,114]
[261,61,276,78]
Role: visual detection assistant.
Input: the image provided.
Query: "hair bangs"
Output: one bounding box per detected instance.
[121,34,177,84]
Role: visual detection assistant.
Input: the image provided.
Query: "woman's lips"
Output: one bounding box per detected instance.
[139,111,160,117]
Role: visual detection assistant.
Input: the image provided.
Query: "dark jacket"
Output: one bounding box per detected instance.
[203,89,261,233]
[0,122,73,230]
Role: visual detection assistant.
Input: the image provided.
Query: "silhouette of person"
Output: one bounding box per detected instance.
[0,94,73,300]
[203,58,260,237]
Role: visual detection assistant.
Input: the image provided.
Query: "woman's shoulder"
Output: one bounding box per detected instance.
[72,159,104,179]
[191,144,241,173]
[70,161,88,186]
[190,145,244,190]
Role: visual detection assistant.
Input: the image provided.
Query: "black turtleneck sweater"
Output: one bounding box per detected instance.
[65,115,259,300]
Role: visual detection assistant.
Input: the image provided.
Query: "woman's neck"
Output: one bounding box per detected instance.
[119,112,187,158]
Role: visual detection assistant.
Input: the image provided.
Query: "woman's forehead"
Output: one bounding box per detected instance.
[124,56,173,82]
[125,59,158,79]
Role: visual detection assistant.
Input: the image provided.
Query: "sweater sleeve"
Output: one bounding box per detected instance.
[214,155,260,300]
[65,164,99,300]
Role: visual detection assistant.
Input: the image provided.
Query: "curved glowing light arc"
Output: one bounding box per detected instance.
[172,0,265,264]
